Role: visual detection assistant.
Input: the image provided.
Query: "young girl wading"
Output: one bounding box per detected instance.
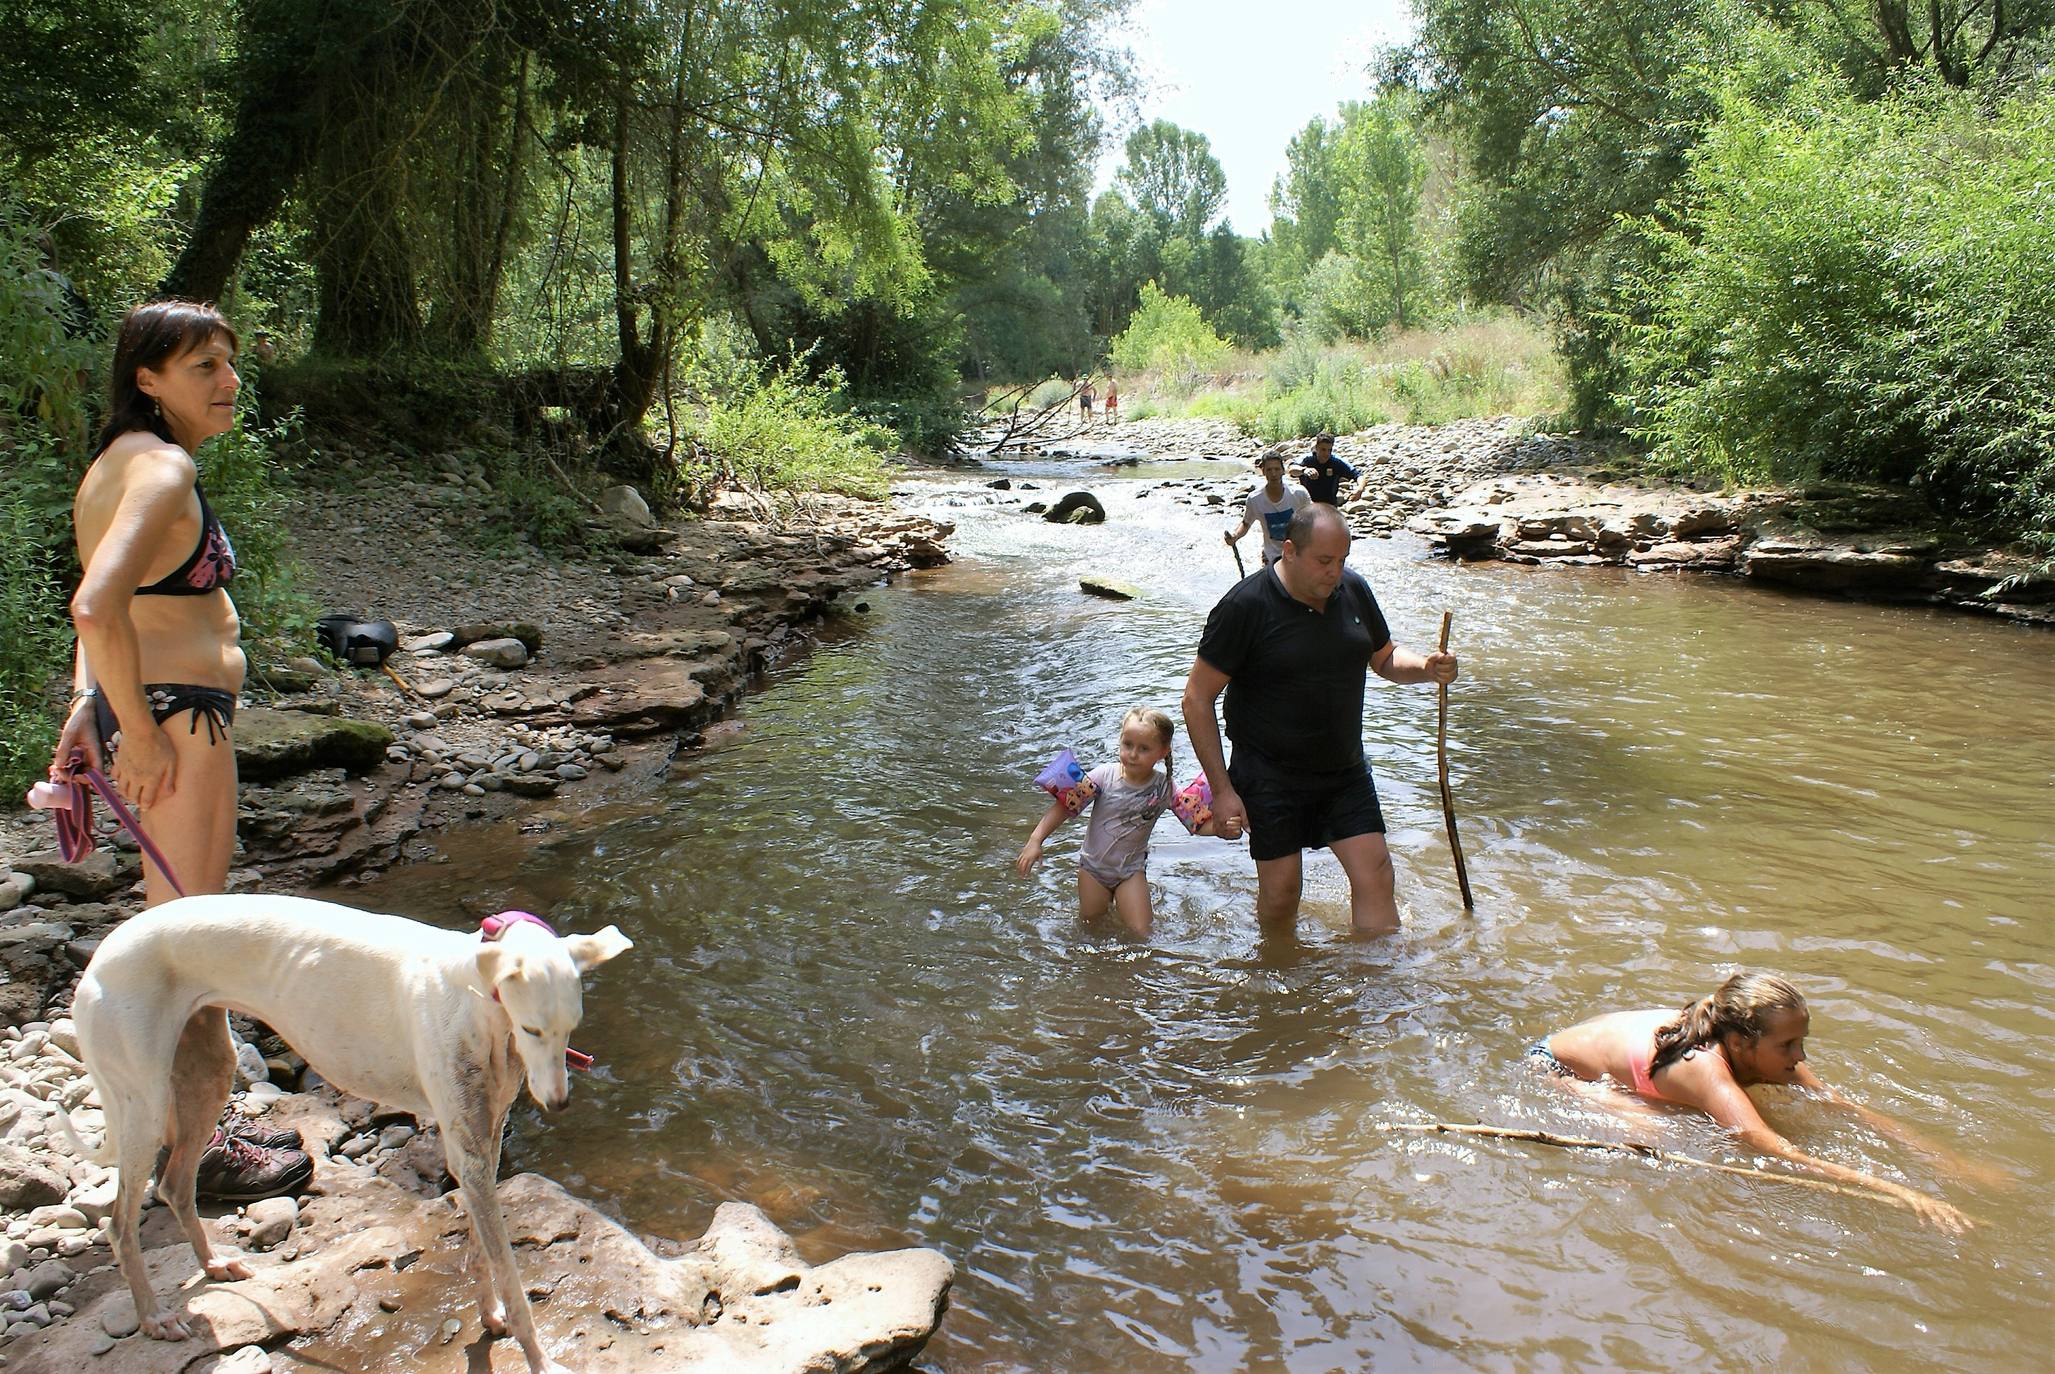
[1017,708,1217,936]
[1533,972,1979,1232]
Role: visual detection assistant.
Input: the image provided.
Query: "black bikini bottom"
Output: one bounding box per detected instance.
[91,683,238,748]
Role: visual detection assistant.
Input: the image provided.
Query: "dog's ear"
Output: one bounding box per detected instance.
[563,925,632,972]
[475,942,510,989]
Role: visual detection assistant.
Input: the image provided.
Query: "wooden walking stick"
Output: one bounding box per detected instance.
[1436,611,1474,910]
[1230,540,1246,579]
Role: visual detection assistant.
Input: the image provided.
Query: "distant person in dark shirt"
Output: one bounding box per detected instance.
[1291,431,1360,507]
[1181,504,1458,935]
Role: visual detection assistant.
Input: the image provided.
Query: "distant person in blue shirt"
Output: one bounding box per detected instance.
[1291,432,1361,507]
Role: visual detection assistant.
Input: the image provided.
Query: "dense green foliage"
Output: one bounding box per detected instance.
[1392,0,2055,542]
[1622,77,2055,533]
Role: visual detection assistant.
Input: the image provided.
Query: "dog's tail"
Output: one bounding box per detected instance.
[48,1100,116,1167]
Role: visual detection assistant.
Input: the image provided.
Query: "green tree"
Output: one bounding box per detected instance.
[1268,112,1347,280]
[1116,119,1227,239]
[1335,93,1429,330]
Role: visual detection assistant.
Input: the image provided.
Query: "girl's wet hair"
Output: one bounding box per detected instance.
[1122,706,1175,776]
[1651,972,1807,1075]
[96,299,240,455]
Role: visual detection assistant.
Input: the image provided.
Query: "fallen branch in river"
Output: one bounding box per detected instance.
[1381,1121,1911,1213]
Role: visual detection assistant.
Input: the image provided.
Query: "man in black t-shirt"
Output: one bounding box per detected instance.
[1291,431,1360,507]
[1181,504,1458,934]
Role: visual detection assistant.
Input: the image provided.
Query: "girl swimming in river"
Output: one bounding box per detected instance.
[1532,971,1976,1231]
[1017,707,1208,936]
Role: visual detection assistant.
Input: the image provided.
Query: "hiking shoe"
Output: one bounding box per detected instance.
[222,1112,303,1152]
[194,1128,313,1202]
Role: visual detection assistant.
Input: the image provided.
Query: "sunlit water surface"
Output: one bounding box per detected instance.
[341,459,2054,1372]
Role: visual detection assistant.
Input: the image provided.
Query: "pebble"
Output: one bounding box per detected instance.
[440,1317,463,1344]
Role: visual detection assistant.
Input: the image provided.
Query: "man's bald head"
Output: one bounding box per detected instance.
[1284,501,1349,553]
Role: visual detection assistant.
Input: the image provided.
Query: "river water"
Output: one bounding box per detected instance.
[347,455,2054,1372]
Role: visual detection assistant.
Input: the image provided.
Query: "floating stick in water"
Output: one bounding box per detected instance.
[1381,1121,1916,1213]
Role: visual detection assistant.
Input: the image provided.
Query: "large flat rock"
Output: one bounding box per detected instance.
[9,1097,952,1374]
[234,708,396,782]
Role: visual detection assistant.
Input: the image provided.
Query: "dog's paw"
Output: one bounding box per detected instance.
[480,1300,509,1337]
[203,1255,254,1282]
[141,1311,194,1341]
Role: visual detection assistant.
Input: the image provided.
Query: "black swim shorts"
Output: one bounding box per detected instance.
[1228,750,1385,863]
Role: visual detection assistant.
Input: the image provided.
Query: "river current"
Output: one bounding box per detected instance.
[347,455,2054,1372]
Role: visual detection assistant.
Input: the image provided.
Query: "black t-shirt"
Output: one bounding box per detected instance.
[1196,566,1392,773]
[1297,454,1358,505]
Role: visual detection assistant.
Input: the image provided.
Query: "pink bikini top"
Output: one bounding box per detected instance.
[135,485,237,596]
[1627,1037,1675,1102]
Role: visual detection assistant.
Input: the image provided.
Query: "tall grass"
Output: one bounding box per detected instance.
[1103,311,1566,439]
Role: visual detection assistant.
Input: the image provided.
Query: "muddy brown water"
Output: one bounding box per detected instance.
[337,461,2054,1372]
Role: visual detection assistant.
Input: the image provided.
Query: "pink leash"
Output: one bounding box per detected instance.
[25,751,187,898]
[479,911,595,1070]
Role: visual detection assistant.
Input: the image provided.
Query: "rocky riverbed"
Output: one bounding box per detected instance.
[1004,414,2052,624]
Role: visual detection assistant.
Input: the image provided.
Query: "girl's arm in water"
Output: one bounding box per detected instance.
[1674,1060,1973,1233]
[1015,799,1073,875]
[1792,1064,2008,1187]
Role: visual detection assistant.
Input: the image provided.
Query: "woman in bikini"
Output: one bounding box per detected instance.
[1531,971,1976,1232]
[48,300,310,1200]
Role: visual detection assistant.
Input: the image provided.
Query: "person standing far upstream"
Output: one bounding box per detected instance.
[1292,431,1361,507]
[1224,454,1309,567]
[1183,505,1458,934]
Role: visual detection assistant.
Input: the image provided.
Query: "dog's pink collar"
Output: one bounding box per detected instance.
[480,910,555,940]
[476,910,593,1071]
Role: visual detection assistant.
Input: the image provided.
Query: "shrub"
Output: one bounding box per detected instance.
[0,201,97,796]
[1109,282,1231,392]
[672,355,892,502]
[1620,76,2055,542]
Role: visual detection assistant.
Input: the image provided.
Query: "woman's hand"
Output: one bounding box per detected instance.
[110,720,178,812]
[50,699,104,778]
[1014,838,1043,876]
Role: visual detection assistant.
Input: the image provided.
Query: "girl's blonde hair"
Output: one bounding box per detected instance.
[1122,706,1175,776]
[1650,972,1807,1074]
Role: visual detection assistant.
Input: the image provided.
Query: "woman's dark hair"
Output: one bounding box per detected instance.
[1650,972,1807,1074]
[94,299,239,455]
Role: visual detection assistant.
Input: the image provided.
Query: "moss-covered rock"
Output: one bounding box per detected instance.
[235,708,395,782]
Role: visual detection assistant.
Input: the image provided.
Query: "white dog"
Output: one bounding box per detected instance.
[67,893,630,1374]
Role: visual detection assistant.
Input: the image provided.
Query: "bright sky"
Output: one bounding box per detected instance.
[1095,0,1419,235]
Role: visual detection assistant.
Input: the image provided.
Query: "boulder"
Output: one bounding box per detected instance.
[451,622,544,654]
[460,637,531,669]
[233,708,396,783]
[0,1144,69,1210]
[597,484,655,529]
[1042,491,1105,524]
[9,852,132,901]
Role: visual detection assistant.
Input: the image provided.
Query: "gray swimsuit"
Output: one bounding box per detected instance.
[1077,763,1172,889]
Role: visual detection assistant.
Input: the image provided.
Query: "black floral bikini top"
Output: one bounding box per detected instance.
[136,484,238,596]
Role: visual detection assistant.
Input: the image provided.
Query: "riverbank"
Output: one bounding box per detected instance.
[0,455,959,1369]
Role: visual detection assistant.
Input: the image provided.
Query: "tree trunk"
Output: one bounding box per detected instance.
[159,2,320,301]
